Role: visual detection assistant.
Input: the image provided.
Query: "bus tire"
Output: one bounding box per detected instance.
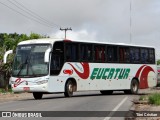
[100,90,113,95]
[64,80,73,97]
[33,92,43,100]
[124,79,139,94]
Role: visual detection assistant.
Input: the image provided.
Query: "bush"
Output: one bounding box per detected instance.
[0,88,6,93]
[148,93,160,105]
[0,88,13,93]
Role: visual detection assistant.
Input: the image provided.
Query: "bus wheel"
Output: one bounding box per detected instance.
[124,79,139,94]
[100,90,113,95]
[64,80,73,97]
[33,92,43,100]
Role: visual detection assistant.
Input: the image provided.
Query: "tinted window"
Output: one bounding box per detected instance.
[80,44,93,61]
[94,45,105,62]
[65,43,79,62]
[107,46,118,62]
[119,47,130,63]
[148,49,155,64]
[141,48,149,63]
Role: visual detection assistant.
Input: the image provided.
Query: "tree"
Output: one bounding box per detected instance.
[29,32,44,39]
[157,60,160,65]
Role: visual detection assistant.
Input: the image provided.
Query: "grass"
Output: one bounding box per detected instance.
[148,93,160,105]
[0,88,6,93]
[0,88,13,94]
[139,93,160,105]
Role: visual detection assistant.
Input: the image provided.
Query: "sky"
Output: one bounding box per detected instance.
[1,0,160,58]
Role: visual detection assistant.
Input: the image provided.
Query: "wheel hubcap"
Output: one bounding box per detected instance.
[68,84,73,92]
[133,83,137,92]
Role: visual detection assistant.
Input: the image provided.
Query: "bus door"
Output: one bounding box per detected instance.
[50,42,64,75]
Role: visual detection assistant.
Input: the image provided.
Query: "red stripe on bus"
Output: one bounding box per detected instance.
[139,66,155,89]
[69,62,90,79]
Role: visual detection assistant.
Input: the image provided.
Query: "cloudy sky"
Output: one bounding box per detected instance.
[1,0,160,57]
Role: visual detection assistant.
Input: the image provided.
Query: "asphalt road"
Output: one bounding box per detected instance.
[0,91,139,120]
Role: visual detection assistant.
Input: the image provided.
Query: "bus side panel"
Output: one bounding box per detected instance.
[47,76,66,92]
[47,63,157,92]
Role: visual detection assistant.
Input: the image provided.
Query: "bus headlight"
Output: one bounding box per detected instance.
[36,80,48,85]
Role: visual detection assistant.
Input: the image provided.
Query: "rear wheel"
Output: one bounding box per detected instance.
[124,79,139,94]
[100,90,113,95]
[33,92,43,99]
[64,80,73,97]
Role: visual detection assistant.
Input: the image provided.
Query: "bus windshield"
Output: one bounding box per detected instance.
[12,44,51,77]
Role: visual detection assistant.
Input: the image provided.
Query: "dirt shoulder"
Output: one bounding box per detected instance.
[0,92,33,102]
[126,88,160,120]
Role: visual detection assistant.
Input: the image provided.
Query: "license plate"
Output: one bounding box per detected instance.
[23,87,30,91]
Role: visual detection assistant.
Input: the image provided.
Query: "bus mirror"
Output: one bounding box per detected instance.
[3,50,13,63]
[44,48,51,62]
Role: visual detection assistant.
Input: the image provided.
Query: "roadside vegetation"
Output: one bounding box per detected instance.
[157,60,160,65]
[0,88,13,94]
[148,93,160,105]
[139,93,160,105]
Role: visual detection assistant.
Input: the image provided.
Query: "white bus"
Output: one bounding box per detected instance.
[4,38,157,99]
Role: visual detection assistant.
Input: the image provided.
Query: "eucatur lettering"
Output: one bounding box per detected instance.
[90,68,130,80]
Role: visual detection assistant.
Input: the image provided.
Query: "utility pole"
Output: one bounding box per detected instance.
[60,27,72,39]
[130,0,132,44]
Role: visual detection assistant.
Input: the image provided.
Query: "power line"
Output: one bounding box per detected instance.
[0,1,51,28]
[6,0,58,28]
[12,0,60,27]
[130,0,132,44]
[0,1,60,29]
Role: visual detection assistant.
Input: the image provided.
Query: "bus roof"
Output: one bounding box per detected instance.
[18,38,63,45]
[18,38,155,49]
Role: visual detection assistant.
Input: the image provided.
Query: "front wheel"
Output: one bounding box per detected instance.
[64,80,73,97]
[33,92,43,100]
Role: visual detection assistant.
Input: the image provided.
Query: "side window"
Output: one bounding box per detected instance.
[80,44,93,62]
[130,48,135,63]
[107,46,118,63]
[87,44,93,61]
[129,47,140,63]
[134,48,140,63]
[148,49,155,64]
[65,43,79,62]
[66,44,71,61]
[141,48,149,63]
[80,44,88,61]
[119,47,129,63]
[94,45,105,62]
